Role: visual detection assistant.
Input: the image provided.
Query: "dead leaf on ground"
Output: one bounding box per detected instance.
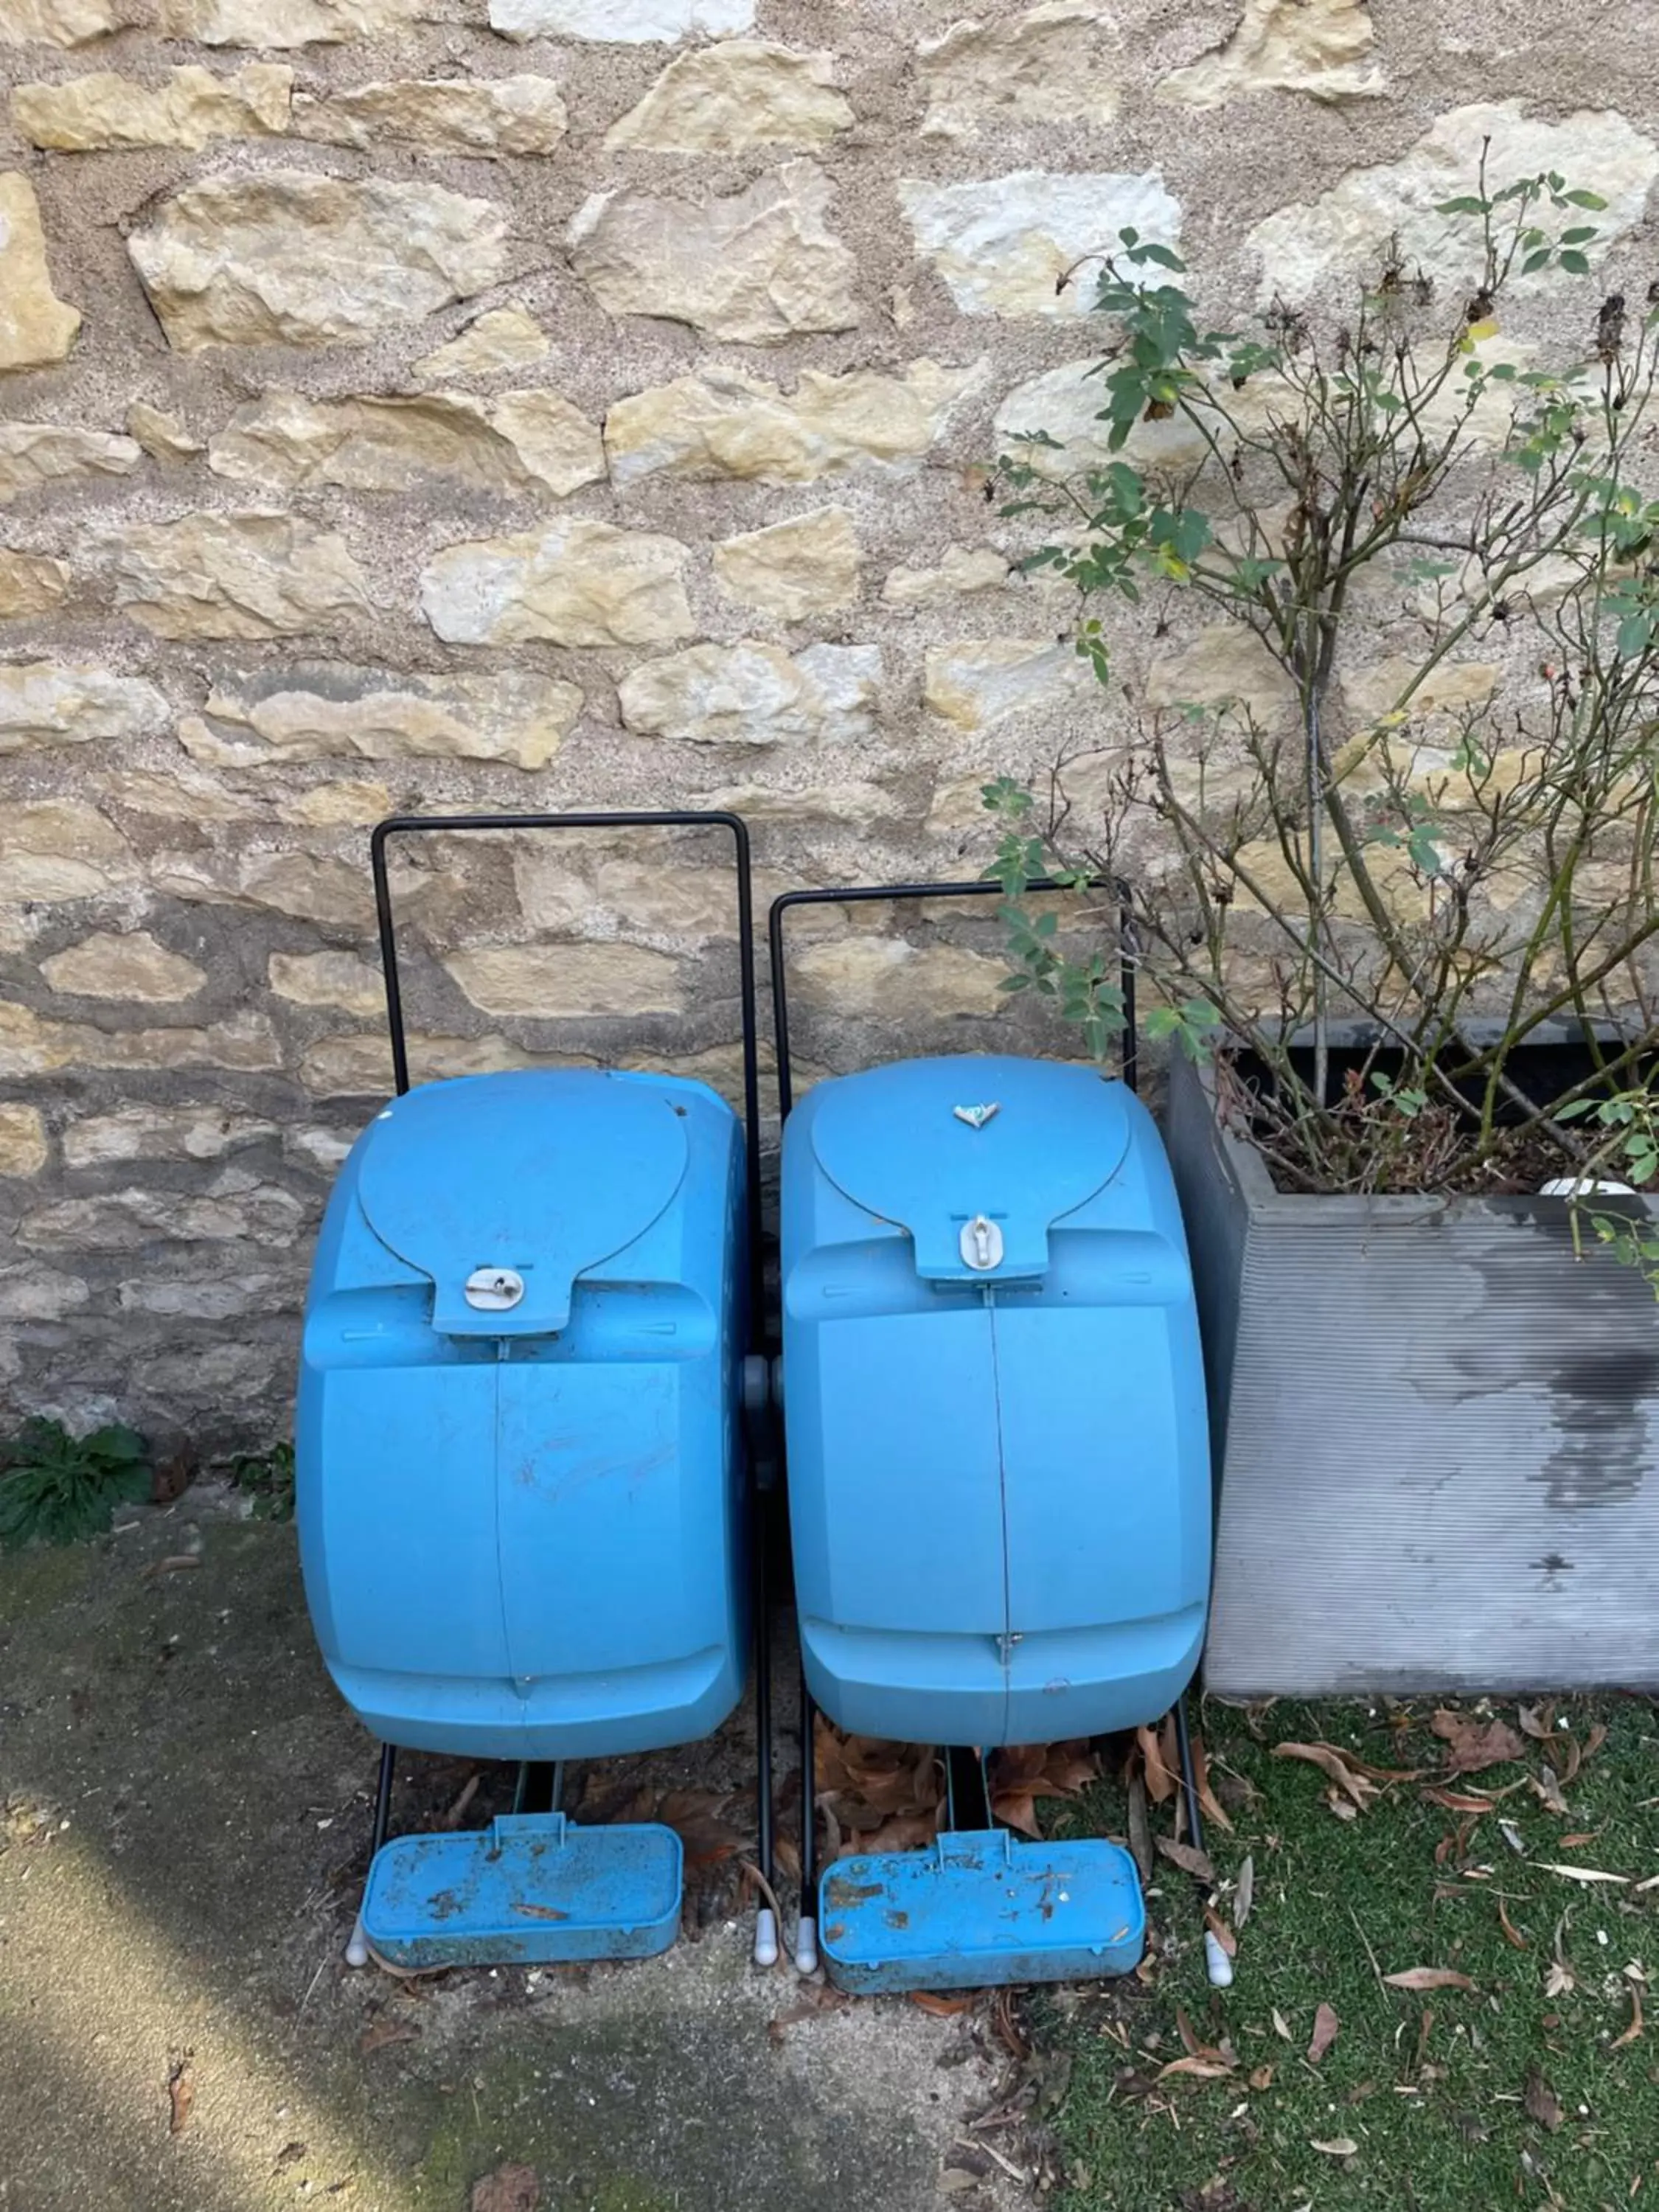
[1517,1704,1553,1741]
[657,1789,748,1866]
[1497,1899,1529,1950]
[1248,2064,1274,2091]
[1189,1734,1235,1834]
[1233,1853,1254,1932]
[167,2056,194,2136]
[1158,2054,1236,2081]
[1432,1711,1525,1775]
[910,1990,975,2017]
[1134,1722,1178,1806]
[441,1773,481,1830]
[1422,1787,1499,1816]
[1203,1907,1237,1958]
[1272,1742,1379,1811]
[358,2017,419,2054]
[1611,1985,1644,2051]
[1127,1770,1152,1883]
[1383,1966,1477,1992]
[509,1902,570,1922]
[1155,1837,1214,1883]
[1308,2003,1340,2063]
[471,2165,539,2212]
[1270,2008,1292,2042]
[1310,2136,1358,2157]
[1535,1863,1630,1886]
[1524,2069,1565,2133]
[1532,1764,1569,1815]
[151,1445,197,1505]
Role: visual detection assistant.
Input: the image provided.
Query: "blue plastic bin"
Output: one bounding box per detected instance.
[298,1066,748,1763]
[781,1053,1210,1747]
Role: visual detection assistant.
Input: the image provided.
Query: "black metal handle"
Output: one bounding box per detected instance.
[369,809,763,1310]
[767,874,1138,1122]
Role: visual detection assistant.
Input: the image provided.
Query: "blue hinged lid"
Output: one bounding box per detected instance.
[807,1055,1130,1280]
[356,1070,689,1335]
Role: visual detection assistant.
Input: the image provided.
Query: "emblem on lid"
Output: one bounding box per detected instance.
[953,1102,1000,1130]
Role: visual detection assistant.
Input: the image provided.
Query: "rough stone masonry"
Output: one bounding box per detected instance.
[0,0,1654,1441]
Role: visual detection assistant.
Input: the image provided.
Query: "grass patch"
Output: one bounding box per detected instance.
[1050,1697,1659,2212]
[0,1419,150,1549]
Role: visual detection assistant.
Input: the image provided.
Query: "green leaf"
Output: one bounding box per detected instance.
[1564,189,1609,209]
[1559,226,1599,244]
[1558,250,1591,276]
[1617,613,1652,659]
[1521,247,1554,274]
[1433,195,1491,216]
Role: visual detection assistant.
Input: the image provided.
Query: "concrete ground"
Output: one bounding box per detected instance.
[0,1492,1032,2212]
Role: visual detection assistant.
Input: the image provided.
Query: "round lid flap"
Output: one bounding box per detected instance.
[809,1054,1130,1279]
[357,1070,689,1333]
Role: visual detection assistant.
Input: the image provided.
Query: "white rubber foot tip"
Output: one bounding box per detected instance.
[345,1914,369,1970]
[1204,1930,1235,1988]
[754,1908,779,1969]
[795,1916,819,1978]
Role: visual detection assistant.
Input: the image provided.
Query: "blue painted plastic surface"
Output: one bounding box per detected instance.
[782,1054,1210,1747]
[298,1068,748,1762]
[819,1829,1145,1993]
[362,1812,682,1968]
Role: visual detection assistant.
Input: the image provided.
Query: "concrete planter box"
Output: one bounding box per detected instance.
[1164,1048,1659,1696]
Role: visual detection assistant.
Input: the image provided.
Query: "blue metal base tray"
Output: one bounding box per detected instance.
[819,1828,1145,1994]
[361,1812,683,1969]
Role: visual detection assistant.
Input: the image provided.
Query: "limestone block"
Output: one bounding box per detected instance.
[153,849,374,927]
[446,942,682,1018]
[19,1182,308,1251]
[923,639,1096,731]
[0,661,167,752]
[63,1107,277,1167]
[0,1104,47,1177]
[604,360,980,486]
[0,999,280,1074]
[698,780,898,832]
[105,514,370,639]
[0,0,116,43]
[569,161,856,345]
[0,175,80,368]
[1339,655,1500,729]
[712,507,859,619]
[0,551,70,616]
[42,931,206,1001]
[619,641,880,744]
[0,422,141,505]
[291,75,567,156]
[919,4,1121,139]
[995,356,1211,478]
[282,779,392,827]
[0,800,133,901]
[489,0,752,42]
[1162,0,1381,108]
[180,663,582,771]
[605,41,850,153]
[117,1275,285,1321]
[207,388,604,498]
[911,169,1186,316]
[128,170,510,351]
[155,0,437,44]
[1248,102,1659,305]
[1144,625,1298,726]
[793,936,1004,1020]
[12,65,292,149]
[516,852,748,940]
[420,518,692,647]
[883,546,1009,607]
[127,403,204,461]
[0,1267,88,1318]
[268,949,382,1013]
[900,170,1180,317]
[414,306,548,380]
[300,1030,591,1093]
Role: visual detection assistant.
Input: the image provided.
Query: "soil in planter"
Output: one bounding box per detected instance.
[1222,1036,1657,1199]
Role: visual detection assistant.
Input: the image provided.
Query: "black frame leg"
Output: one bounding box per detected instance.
[796,1665,819,1975]
[347,1741,399,1967]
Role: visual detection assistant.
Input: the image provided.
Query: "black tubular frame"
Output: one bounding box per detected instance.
[768,874,1139,1123]
[766,872,1150,1939]
[364,810,774,1918]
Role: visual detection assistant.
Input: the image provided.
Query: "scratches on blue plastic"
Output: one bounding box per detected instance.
[818,1829,1146,1994]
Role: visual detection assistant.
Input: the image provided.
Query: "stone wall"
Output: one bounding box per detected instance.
[0,0,1655,1444]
